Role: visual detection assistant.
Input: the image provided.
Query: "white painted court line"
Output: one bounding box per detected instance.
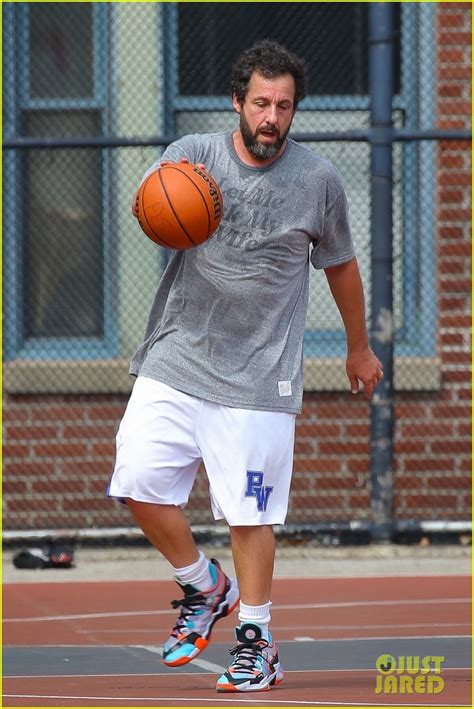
[74,621,471,635]
[2,694,470,706]
[4,667,470,680]
[136,644,226,674]
[5,597,470,623]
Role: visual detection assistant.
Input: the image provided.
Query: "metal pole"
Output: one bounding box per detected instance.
[368,3,395,542]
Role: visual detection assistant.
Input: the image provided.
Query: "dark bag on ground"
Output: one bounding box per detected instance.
[13,545,74,569]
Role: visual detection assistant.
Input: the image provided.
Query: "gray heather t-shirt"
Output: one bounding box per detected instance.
[130,131,354,414]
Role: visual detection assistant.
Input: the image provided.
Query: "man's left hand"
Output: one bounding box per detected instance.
[346,346,384,400]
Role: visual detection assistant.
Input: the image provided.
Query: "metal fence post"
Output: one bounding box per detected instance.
[368,3,395,542]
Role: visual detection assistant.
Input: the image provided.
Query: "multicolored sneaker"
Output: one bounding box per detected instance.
[216,622,284,692]
[162,558,239,667]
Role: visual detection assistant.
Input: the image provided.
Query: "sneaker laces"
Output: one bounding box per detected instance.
[228,638,269,673]
[169,591,208,637]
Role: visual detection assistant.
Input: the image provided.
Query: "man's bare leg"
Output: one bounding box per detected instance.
[126,499,199,567]
[229,525,275,604]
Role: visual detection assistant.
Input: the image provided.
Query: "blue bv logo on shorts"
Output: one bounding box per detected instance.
[245,471,273,512]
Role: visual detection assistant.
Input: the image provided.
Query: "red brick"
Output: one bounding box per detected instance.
[439,189,466,204]
[63,423,118,440]
[439,243,471,257]
[3,461,56,477]
[439,169,472,184]
[458,423,472,436]
[405,458,455,473]
[294,457,342,475]
[61,461,111,475]
[432,440,472,454]
[442,369,472,383]
[345,424,370,438]
[290,494,345,509]
[438,101,472,115]
[439,48,465,64]
[432,404,471,419]
[437,119,468,129]
[347,458,370,473]
[32,443,88,458]
[401,423,454,438]
[32,479,85,494]
[307,458,343,473]
[89,405,126,421]
[314,476,358,491]
[457,389,473,400]
[403,494,458,511]
[394,440,427,455]
[3,444,30,458]
[62,497,118,512]
[319,441,369,455]
[439,275,471,291]
[296,423,342,438]
[443,351,472,364]
[428,475,472,490]
[91,442,117,458]
[438,210,472,225]
[393,474,423,490]
[88,479,110,493]
[2,408,30,423]
[347,493,370,508]
[438,151,466,166]
[439,84,464,98]
[439,296,468,312]
[439,11,469,24]
[316,403,368,419]
[438,67,471,81]
[6,425,58,441]
[439,140,472,155]
[439,31,472,45]
[294,441,313,455]
[35,405,87,422]
[3,480,29,494]
[459,457,472,471]
[439,260,466,275]
[7,498,60,512]
[394,404,428,419]
[439,2,473,8]
[440,331,466,345]
[440,315,471,328]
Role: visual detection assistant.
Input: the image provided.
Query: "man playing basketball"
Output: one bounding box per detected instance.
[108,40,383,692]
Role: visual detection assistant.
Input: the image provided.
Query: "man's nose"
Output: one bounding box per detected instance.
[264,104,278,124]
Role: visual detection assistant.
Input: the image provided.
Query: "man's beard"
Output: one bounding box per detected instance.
[239,110,290,161]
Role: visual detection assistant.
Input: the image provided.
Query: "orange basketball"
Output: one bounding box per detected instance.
[136,162,223,249]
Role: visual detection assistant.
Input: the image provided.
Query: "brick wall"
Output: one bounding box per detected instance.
[3,4,471,531]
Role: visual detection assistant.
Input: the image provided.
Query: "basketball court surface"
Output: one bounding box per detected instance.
[3,571,471,706]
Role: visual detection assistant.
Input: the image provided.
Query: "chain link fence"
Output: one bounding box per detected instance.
[3,3,471,538]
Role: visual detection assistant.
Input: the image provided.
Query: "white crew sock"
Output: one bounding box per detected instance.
[172,551,214,592]
[238,600,272,640]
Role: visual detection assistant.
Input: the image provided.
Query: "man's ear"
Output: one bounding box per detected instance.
[232,93,241,113]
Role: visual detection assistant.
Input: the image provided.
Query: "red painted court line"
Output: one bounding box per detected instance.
[3,669,471,707]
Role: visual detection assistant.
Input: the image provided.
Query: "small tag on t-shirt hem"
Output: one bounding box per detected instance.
[278,380,292,397]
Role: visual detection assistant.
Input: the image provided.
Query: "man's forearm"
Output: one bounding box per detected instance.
[324,257,369,352]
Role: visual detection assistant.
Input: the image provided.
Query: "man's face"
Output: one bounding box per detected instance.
[233,71,296,161]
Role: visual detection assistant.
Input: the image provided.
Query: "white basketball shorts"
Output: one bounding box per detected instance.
[108,377,296,526]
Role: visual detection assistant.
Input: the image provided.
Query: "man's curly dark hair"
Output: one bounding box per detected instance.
[231,39,307,109]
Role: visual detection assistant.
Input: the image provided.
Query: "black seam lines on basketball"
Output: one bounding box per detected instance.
[161,166,212,244]
[140,174,176,248]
